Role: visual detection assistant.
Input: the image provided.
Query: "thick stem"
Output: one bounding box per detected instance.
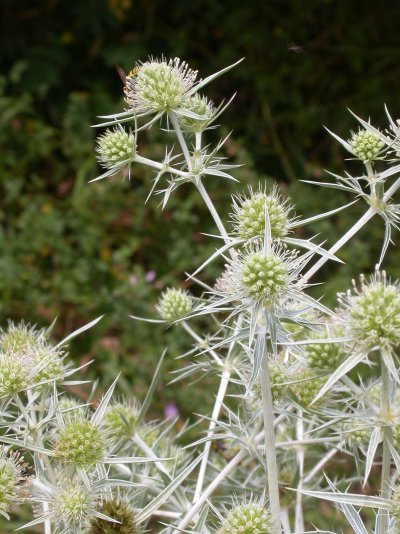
[260,349,281,533]
[378,358,393,533]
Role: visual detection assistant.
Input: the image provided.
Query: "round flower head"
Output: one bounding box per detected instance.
[96,126,137,171]
[52,481,95,530]
[54,415,107,469]
[304,329,346,372]
[348,129,384,163]
[88,497,140,534]
[124,57,197,114]
[246,362,288,412]
[0,351,33,396]
[104,399,140,440]
[291,369,327,408]
[178,94,215,132]
[31,343,65,384]
[341,419,371,448]
[338,271,400,351]
[241,250,289,306]
[0,448,28,518]
[231,187,293,240]
[157,288,193,321]
[0,321,45,353]
[217,500,273,534]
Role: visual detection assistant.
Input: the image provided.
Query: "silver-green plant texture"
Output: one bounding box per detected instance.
[2,56,400,534]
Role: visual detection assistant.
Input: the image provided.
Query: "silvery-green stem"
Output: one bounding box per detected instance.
[295,410,305,533]
[260,348,281,533]
[378,358,393,534]
[196,178,231,247]
[302,207,376,283]
[193,368,231,503]
[303,448,338,484]
[168,111,192,170]
[303,173,400,283]
[181,321,223,366]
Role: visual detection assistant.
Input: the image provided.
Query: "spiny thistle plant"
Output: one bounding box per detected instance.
[2,56,400,534]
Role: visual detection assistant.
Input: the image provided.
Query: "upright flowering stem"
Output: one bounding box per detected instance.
[196,179,231,246]
[259,337,281,533]
[379,356,393,533]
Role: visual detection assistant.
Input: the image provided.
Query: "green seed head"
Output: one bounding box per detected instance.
[349,129,384,162]
[0,353,31,396]
[241,252,288,305]
[341,419,370,448]
[125,58,197,113]
[233,191,290,240]
[53,482,94,528]
[104,400,139,440]
[291,369,326,408]
[178,94,214,132]
[54,417,106,469]
[305,330,346,372]
[88,497,140,534]
[217,502,273,534]
[157,288,193,321]
[96,127,136,170]
[346,280,400,350]
[32,344,64,384]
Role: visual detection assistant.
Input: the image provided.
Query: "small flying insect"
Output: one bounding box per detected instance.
[116,65,140,88]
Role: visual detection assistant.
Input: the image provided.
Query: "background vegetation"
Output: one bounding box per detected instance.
[1,0,400,422]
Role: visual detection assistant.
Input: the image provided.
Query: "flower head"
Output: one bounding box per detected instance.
[348,129,384,163]
[217,500,273,534]
[341,419,371,448]
[104,400,140,440]
[52,481,96,529]
[124,57,197,114]
[157,288,193,321]
[0,351,33,396]
[54,416,107,469]
[231,187,293,240]
[96,126,137,171]
[304,329,346,372]
[88,497,140,533]
[178,93,215,132]
[338,270,400,351]
[0,448,29,518]
[0,321,45,353]
[291,369,327,408]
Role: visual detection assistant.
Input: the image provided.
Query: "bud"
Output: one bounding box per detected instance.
[178,94,215,132]
[54,417,106,469]
[232,188,291,240]
[96,127,137,170]
[217,501,273,534]
[157,288,193,321]
[241,251,288,305]
[88,497,140,534]
[124,58,197,114]
[348,129,384,163]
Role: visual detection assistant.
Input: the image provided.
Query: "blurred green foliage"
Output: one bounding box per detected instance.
[1,0,400,422]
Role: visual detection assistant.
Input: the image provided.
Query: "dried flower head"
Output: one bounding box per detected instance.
[157,288,193,321]
[88,497,140,533]
[217,500,273,534]
[338,271,400,351]
[348,129,384,163]
[124,57,197,114]
[96,126,137,171]
[231,187,293,240]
